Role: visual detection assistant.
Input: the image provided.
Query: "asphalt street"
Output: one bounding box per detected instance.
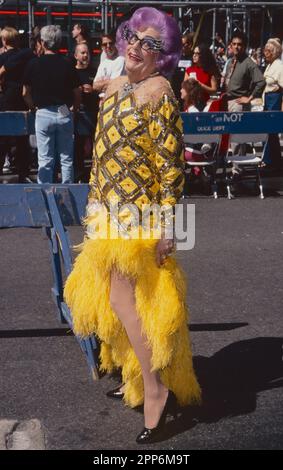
[1,195,283,450]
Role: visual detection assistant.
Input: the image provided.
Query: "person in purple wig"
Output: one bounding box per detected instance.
[64,6,201,446]
[116,6,182,78]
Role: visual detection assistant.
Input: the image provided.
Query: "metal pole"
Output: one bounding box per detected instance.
[260,7,266,51]
[225,7,230,47]
[104,0,109,35]
[28,0,32,46]
[178,7,183,33]
[243,7,246,33]
[246,8,251,47]
[230,2,234,35]
[67,0,73,55]
[189,9,194,33]
[31,0,35,29]
[267,8,273,36]
[46,6,52,26]
[110,3,114,32]
[101,1,105,31]
[212,1,216,51]
[16,0,20,31]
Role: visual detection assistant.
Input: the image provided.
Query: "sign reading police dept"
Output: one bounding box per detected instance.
[181,111,283,135]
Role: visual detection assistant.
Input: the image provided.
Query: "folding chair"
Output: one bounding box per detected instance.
[205,95,229,159]
[183,133,221,199]
[225,134,268,199]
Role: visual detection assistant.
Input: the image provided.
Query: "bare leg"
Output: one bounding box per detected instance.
[110,268,168,429]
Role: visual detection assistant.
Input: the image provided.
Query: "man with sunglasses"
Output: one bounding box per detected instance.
[93,33,125,96]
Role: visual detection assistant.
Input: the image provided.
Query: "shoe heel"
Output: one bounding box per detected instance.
[106,385,124,399]
[136,390,177,444]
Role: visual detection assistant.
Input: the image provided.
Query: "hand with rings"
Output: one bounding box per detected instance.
[156,238,175,267]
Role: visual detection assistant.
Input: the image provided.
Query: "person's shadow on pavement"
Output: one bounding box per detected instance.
[155,337,283,442]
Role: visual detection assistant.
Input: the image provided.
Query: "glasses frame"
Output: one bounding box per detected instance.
[122,26,163,53]
[102,41,114,48]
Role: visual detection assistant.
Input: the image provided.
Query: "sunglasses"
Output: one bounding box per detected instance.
[102,41,113,47]
[122,26,163,52]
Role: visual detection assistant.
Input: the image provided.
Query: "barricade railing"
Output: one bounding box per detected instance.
[0,184,100,380]
[0,111,94,136]
[181,110,283,135]
[1,110,283,136]
[181,110,283,198]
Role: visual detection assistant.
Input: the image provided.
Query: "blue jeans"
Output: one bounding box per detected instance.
[263,91,282,167]
[35,106,74,183]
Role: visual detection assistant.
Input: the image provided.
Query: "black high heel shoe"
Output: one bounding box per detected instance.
[136,390,177,444]
[106,385,124,400]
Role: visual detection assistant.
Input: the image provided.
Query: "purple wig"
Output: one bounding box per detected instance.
[116,7,182,78]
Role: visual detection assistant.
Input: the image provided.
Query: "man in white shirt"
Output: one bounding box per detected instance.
[93,33,125,95]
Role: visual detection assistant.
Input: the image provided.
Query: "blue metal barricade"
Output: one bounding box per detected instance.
[0,111,92,136]
[0,184,100,380]
[1,110,283,136]
[181,110,283,135]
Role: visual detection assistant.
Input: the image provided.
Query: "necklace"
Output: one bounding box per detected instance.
[121,72,160,98]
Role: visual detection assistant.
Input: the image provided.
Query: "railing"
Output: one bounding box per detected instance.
[1,110,283,136]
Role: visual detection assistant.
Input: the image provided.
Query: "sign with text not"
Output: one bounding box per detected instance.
[182,111,283,135]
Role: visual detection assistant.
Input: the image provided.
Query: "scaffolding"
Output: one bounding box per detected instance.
[19,1,283,49]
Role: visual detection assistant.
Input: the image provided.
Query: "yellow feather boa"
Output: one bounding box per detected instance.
[64,236,201,408]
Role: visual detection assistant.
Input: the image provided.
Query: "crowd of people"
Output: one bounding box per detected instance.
[0,23,126,183]
[0,21,282,185]
[166,29,282,178]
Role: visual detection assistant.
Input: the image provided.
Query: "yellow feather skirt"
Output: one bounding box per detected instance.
[64,236,201,408]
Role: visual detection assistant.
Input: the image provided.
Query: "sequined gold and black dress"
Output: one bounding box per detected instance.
[64,76,201,408]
